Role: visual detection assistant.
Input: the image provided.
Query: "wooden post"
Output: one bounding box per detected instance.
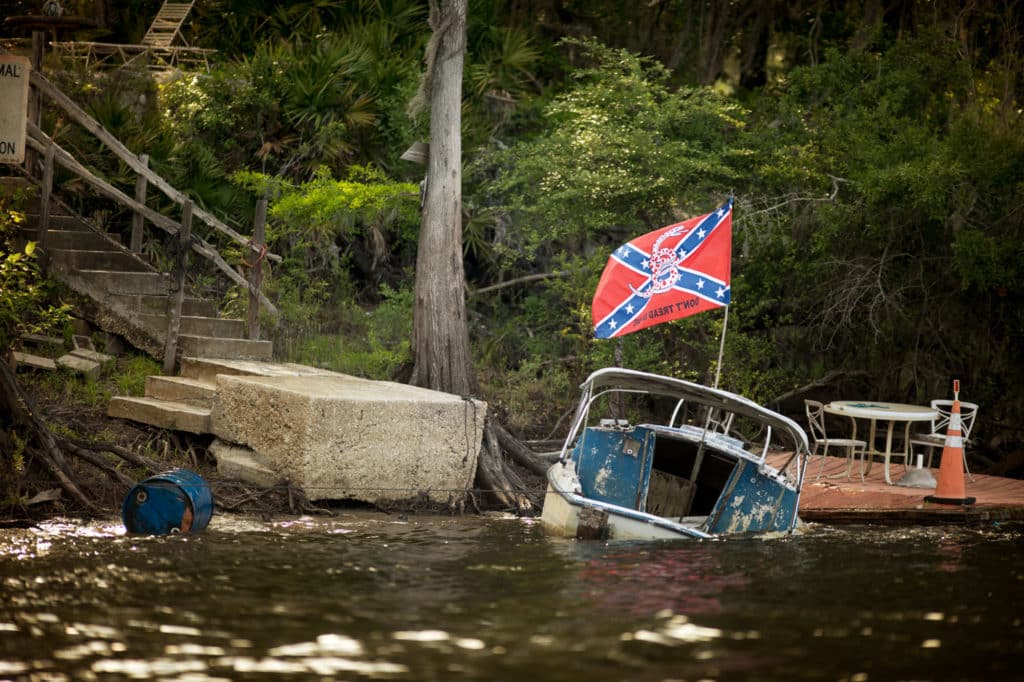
[247,197,267,340]
[37,142,56,267]
[130,153,149,254]
[24,31,45,174]
[163,201,192,375]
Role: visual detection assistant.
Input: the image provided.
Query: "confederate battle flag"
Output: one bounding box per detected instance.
[592,198,732,339]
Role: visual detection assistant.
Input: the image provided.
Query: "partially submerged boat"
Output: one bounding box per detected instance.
[540,368,811,540]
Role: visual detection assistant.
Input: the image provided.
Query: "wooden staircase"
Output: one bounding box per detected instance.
[4,177,272,365]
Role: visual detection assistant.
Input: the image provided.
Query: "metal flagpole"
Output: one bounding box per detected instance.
[713,305,729,389]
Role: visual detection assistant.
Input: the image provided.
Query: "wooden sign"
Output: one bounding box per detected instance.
[0,56,31,164]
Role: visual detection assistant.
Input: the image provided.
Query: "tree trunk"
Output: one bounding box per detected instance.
[408,0,551,512]
[410,0,476,397]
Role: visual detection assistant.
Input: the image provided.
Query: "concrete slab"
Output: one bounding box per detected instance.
[69,348,115,372]
[56,353,101,380]
[211,439,283,488]
[13,351,57,371]
[210,372,486,504]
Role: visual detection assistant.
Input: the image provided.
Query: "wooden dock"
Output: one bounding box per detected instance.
[768,454,1024,525]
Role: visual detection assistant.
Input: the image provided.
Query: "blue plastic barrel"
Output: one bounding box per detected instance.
[121,469,213,535]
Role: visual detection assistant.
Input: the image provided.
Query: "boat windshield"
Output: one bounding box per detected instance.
[560,368,810,485]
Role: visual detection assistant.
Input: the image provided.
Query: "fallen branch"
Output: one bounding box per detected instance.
[58,439,136,488]
[491,420,555,477]
[64,435,164,474]
[469,271,569,296]
[2,358,97,511]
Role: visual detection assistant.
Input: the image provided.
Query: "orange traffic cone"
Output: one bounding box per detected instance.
[925,380,976,506]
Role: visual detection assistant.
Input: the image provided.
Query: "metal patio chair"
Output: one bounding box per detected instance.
[908,399,979,483]
[805,399,868,481]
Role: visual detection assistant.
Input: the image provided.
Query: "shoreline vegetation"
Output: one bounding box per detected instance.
[3,1,1023,521]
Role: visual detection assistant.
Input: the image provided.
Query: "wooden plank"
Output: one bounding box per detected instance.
[770,451,1024,524]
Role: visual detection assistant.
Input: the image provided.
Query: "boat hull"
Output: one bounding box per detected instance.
[538,368,811,541]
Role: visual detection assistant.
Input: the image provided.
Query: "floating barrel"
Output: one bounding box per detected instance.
[122,469,213,535]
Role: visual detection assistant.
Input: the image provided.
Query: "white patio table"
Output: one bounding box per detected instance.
[823,401,939,485]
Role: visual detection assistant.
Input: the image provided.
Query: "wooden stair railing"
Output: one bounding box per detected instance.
[14,65,279,368]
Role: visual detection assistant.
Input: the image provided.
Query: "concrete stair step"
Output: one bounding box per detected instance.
[18,215,99,233]
[179,357,325,383]
[138,313,246,339]
[145,375,216,406]
[18,228,121,251]
[67,347,116,372]
[49,248,146,272]
[109,293,216,317]
[177,335,272,361]
[0,177,33,194]
[75,270,169,295]
[107,396,212,434]
[56,352,103,380]
[180,357,268,383]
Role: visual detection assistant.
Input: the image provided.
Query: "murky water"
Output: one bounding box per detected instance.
[1,513,1021,681]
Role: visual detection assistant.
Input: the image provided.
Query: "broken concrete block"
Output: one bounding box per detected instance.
[56,353,101,380]
[210,371,486,504]
[13,351,57,371]
[72,334,95,351]
[211,439,283,488]
[69,348,115,372]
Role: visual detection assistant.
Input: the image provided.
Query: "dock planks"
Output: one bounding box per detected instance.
[766,453,1024,525]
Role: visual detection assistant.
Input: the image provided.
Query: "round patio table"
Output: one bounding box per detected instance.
[823,401,938,485]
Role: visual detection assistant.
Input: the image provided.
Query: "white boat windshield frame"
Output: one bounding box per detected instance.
[558,368,810,487]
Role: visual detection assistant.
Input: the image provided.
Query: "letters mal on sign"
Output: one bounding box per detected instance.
[0,56,31,164]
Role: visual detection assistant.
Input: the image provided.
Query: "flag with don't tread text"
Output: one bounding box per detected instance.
[591,198,732,339]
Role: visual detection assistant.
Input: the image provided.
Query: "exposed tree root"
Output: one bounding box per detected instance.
[473,418,547,513]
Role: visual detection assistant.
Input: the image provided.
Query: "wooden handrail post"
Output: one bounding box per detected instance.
[24,31,44,174]
[130,153,149,254]
[37,142,56,268]
[247,197,267,340]
[163,201,192,374]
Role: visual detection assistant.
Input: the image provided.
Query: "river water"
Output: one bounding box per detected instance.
[1,513,1021,682]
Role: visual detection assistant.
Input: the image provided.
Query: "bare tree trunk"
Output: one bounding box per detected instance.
[410,0,476,397]
[407,0,548,512]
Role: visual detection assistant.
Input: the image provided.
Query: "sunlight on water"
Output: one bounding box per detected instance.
[0,513,1021,681]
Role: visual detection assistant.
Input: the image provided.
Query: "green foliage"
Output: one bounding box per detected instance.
[0,198,71,353]
[160,10,427,187]
[115,356,163,397]
[474,39,750,266]
[239,165,419,286]
[288,284,412,379]
[233,166,419,363]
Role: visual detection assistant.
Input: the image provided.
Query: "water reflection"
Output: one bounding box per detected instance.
[570,543,746,616]
[0,515,1021,681]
